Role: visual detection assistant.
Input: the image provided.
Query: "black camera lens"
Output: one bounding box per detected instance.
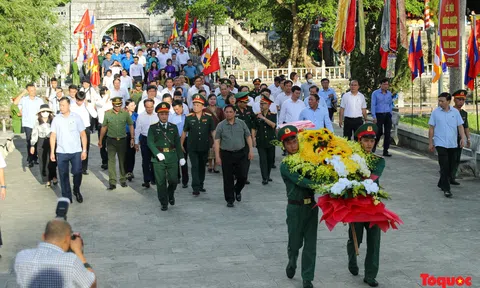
[71,234,77,240]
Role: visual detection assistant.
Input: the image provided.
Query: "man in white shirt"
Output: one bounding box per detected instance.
[79,79,100,132]
[138,85,161,115]
[45,77,59,104]
[187,76,210,109]
[157,45,170,69]
[339,80,367,140]
[275,80,293,115]
[173,91,190,115]
[110,78,130,106]
[300,73,315,100]
[252,89,277,114]
[95,87,112,170]
[268,77,282,101]
[129,56,145,84]
[160,78,176,97]
[49,87,65,115]
[134,98,158,188]
[137,49,147,68]
[279,86,306,124]
[177,46,190,66]
[303,86,327,108]
[70,91,98,175]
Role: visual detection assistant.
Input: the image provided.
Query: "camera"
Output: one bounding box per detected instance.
[55,197,70,220]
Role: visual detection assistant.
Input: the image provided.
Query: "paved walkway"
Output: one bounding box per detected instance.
[0,127,479,288]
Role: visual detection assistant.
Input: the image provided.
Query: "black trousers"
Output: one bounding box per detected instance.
[24,127,37,163]
[328,108,335,121]
[220,149,248,203]
[125,132,136,174]
[81,129,91,172]
[451,147,463,181]
[140,135,154,183]
[436,146,456,192]
[97,125,108,165]
[258,146,275,181]
[374,113,392,153]
[343,117,363,140]
[178,137,189,185]
[37,138,57,182]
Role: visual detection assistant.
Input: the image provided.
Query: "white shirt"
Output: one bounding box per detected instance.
[95,95,112,124]
[252,102,277,114]
[137,98,160,115]
[129,63,145,78]
[304,96,327,107]
[141,90,163,100]
[70,101,98,128]
[214,87,238,95]
[138,55,147,67]
[340,91,367,118]
[110,66,122,76]
[134,112,159,144]
[160,87,175,97]
[120,76,133,91]
[187,85,211,108]
[279,98,306,124]
[275,92,292,110]
[110,87,130,106]
[50,112,85,154]
[293,80,302,87]
[79,87,100,104]
[268,83,281,99]
[177,51,190,65]
[102,75,114,90]
[157,53,170,68]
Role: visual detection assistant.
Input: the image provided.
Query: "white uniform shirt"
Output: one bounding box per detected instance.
[160,87,176,97]
[177,51,190,65]
[137,98,160,115]
[279,98,306,124]
[110,87,130,106]
[187,85,211,108]
[95,96,112,124]
[70,101,98,128]
[134,112,159,144]
[340,91,367,118]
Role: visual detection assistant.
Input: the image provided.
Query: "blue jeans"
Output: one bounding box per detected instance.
[57,152,82,200]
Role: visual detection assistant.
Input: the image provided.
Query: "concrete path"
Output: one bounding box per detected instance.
[0,127,478,288]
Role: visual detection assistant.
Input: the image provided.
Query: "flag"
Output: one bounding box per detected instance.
[432,30,447,83]
[84,14,94,43]
[201,38,211,64]
[416,30,425,77]
[113,27,117,42]
[182,10,190,35]
[203,48,220,75]
[74,10,90,34]
[343,0,357,53]
[408,32,417,81]
[424,0,431,29]
[168,19,179,44]
[75,37,82,59]
[464,25,480,90]
[90,46,100,87]
[318,32,324,50]
[186,17,197,48]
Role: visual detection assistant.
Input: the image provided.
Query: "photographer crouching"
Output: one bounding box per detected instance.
[14,219,97,288]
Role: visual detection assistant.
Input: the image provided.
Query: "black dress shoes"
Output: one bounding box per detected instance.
[199,188,206,192]
[245,180,250,185]
[268,178,273,182]
[182,184,188,188]
[235,192,242,202]
[120,182,127,187]
[272,165,277,169]
[161,205,168,211]
[227,202,234,207]
[382,152,392,157]
[28,162,34,168]
[107,184,116,190]
[262,180,268,185]
[101,164,108,170]
[450,180,460,185]
[285,265,295,279]
[303,280,313,288]
[82,171,89,175]
[142,182,151,188]
[444,190,452,198]
[364,278,379,287]
[348,266,359,276]
[169,197,175,206]
[73,191,83,203]
[192,191,200,196]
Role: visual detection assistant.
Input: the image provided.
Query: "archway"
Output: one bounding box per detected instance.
[104,23,145,43]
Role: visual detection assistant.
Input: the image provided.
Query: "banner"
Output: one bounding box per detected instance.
[438,0,460,67]
[476,17,480,51]
[386,53,397,78]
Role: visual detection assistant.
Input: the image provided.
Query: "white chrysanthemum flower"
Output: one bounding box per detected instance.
[350,153,371,177]
[330,178,348,195]
[362,179,379,194]
[326,155,348,177]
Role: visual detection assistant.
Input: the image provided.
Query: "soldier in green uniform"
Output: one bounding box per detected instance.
[147,102,185,211]
[451,89,471,184]
[252,78,262,99]
[98,97,134,190]
[252,95,277,185]
[181,94,215,195]
[234,92,255,184]
[347,123,385,287]
[279,125,318,288]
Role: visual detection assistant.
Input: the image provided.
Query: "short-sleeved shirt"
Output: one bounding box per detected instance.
[103,109,134,139]
[101,59,114,75]
[428,106,464,148]
[458,109,469,144]
[51,112,85,154]
[0,153,6,168]
[14,242,95,288]
[18,96,44,128]
[318,88,337,108]
[340,91,367,118]
[215,118,251,151]
[253,112,277,148]
[183,112,215,151]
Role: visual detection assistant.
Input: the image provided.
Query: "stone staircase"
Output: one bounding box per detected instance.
[227,19,272,67]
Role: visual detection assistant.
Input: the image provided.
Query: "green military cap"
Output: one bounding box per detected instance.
[192,94,207,105]
[354,123,378,140]
[260,94,273,105]
[253,78,261,85]
[277,125,298,142]
[219,78,232,86]
[155,102,171,113]
[111,97,123,107]
[452,89,467,99]
[235,92,250,103]
[248,91,260,98]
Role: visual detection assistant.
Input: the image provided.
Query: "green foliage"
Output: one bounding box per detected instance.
[0,0,66,104]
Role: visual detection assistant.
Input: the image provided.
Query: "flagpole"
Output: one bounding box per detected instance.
[419,76,422,117]
[474,16,479,133]
[411,80,414,126]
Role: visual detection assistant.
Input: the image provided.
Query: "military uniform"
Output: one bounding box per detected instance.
[347,123,385,287]
[235,92,255,184]
[102,97,134,188]
[253,95,277,184]
[147,102,184,210]
[183,95,215,194]
[278,126,318,288]
[451,90,469,183]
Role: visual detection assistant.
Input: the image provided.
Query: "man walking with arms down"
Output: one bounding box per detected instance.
[451,90,471,184]
[339,80,367,140]
[278,125,318,288]
[371,79,393,157]
[50,97,88,203]
[428,92,466,198]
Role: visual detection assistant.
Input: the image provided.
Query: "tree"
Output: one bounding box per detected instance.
[0,0,66,104]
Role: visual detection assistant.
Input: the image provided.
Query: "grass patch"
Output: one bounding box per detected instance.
[400,114,479,133]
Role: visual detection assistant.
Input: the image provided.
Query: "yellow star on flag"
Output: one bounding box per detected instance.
[92,64,98,73]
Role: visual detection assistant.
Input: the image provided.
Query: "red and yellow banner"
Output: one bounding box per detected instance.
[439,0,460,67]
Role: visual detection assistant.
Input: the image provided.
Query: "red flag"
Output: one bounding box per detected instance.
[203,48,220,75]
[343,0,356,53]
[318,32,324,50]
[113,27,117,42]
[389,0,397,51]
[408,32,417,81]
[416,30,425,77]
[74,10,90,34]
[90,50,100,87]
[464,25,480,90]
[75,38,82,59]
[380,48,388,70]
[183,11,190,34]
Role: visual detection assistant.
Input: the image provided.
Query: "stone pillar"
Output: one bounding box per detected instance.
[449,0,467,93]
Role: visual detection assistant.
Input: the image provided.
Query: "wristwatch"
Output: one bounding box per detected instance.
[84,263,92,269]
[0,185,6,189]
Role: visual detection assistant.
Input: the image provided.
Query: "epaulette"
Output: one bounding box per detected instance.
[187,112,195,116]
[204,112,212,116]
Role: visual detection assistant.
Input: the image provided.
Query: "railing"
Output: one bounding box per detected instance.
[227,63,436,83]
